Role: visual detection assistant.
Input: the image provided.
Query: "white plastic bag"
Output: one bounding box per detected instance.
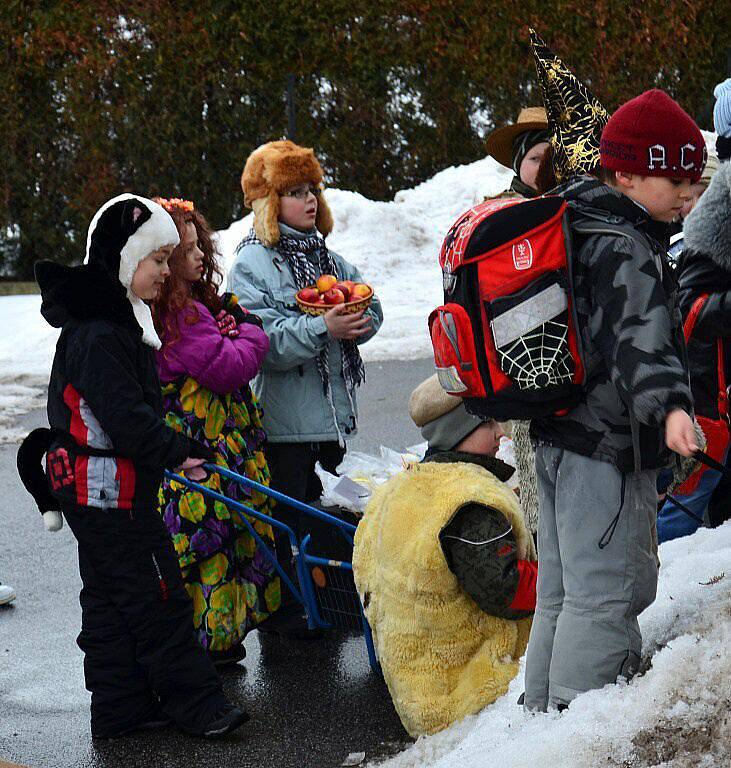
[316,443,427,515]
[496,436,520,490]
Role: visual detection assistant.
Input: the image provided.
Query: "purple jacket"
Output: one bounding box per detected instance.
[156,300,269,394]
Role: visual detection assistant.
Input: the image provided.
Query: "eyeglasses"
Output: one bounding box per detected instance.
[282,185,322,200]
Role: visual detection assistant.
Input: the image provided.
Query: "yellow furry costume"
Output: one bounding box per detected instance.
[352,460,535,737]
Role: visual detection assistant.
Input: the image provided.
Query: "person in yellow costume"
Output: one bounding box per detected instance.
[353,376,537,737]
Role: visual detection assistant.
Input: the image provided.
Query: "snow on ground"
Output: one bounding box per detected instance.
[375,523,731,768]
[0,157,512,440]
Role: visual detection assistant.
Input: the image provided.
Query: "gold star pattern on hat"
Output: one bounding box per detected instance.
[530,29,610,182]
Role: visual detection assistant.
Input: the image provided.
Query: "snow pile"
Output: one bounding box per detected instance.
[0,295,58,442]
[376,523,731,768]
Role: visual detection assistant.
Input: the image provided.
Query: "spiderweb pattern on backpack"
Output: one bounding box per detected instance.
[497,319,575,390]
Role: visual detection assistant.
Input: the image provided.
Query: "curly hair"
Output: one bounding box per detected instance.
[151,202,224,347]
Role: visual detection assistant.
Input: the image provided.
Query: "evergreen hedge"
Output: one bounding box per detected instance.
[1,1,726,277]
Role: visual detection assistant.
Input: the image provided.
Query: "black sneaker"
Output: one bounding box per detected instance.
[517,692,525,706]
[201,706,250,739]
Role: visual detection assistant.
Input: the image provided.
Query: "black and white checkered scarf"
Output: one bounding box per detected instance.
[239,228,366,445]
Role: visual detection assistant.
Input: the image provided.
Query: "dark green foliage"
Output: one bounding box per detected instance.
[0,0,727,276]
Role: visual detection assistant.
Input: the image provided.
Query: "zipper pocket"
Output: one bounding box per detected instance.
[151,553,169,601]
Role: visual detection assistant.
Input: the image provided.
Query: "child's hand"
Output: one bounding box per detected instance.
[324,305,372,340]
[215,310,240,338]
[178,457,208,482]
[664,409,699,457]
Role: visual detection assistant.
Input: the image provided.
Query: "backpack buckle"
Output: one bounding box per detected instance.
[442,266,457,294]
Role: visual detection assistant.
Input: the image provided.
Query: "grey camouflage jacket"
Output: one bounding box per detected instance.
[530,177,693,472]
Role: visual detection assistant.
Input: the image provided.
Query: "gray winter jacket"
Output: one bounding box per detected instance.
[530,177,693,471]
[227,223,383,443]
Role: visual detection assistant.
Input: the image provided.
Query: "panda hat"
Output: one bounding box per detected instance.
[36,194,179,350]
[83,193,179,348]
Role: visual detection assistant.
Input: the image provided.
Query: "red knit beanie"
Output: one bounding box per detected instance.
[600,89,706,183]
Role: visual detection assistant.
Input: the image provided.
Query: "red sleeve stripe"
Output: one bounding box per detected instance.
[510,560,538,612]
[63,384,88,447]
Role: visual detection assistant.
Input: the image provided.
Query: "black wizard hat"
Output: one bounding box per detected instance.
[530,29,610,183]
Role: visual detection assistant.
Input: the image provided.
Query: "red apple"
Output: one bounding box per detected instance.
[351,283,371,299]
[341,280,355,291]
[316,274,337,293]
[322,288,346,305]
[298,287,320,304]
[333,282,351,301]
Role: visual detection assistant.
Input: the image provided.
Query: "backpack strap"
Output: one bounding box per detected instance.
[684,294,728,422]
[683,293,709,341]
[569,212,661,273]
[569,209,659,472]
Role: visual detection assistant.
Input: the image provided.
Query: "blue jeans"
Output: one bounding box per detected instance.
[657,463,724,543]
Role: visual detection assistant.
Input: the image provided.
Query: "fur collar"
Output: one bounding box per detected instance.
[422,450,515,483]
[683,162,731,270]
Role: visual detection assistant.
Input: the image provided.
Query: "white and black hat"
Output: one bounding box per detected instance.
[83,194,179,348]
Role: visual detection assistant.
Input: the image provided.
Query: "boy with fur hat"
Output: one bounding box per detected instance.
[229,140,383,633]
[524,90,704,712]
[18,194,247,739]
[351,375,536,737]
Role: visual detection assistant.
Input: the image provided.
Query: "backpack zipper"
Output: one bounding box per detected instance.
[439,311,472,371]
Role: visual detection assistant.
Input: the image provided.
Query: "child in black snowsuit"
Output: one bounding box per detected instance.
[18,194,247,739]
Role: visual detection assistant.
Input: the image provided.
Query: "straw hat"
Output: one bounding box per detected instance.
[485,107,548,168]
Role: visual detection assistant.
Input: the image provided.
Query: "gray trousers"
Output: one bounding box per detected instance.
[524,446,659,711]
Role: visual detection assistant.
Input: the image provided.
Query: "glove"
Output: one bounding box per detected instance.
[43,510,64,533]
[215,310,240,338]
[221,292,264,329]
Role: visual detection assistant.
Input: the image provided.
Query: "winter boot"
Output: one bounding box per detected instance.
[200,705,250,739]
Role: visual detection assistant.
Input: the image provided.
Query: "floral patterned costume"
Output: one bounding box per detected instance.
[156,299,280,653]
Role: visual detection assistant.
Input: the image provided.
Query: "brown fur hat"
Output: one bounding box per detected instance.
[241,139,334,246]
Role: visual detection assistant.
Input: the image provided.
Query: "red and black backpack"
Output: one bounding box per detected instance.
[429,195,588,421]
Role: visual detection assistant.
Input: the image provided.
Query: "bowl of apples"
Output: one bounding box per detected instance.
[296,274,374,316]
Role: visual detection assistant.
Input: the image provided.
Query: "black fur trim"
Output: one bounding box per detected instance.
[17,428,57,514]
[34,260,141,333]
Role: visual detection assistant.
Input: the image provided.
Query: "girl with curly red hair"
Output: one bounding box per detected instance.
[152,198,280,667]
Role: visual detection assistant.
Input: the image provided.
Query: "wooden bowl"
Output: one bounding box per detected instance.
[295,285,373,316]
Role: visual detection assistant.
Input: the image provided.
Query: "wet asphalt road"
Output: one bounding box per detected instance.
[0,357,435,768]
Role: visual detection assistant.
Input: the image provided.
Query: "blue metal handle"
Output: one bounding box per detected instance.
[204,463,358,534]
[164,470,306,608]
